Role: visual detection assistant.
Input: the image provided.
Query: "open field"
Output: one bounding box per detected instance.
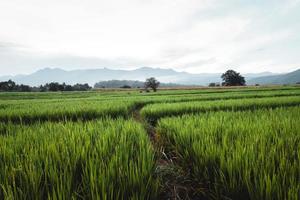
[0,86,299,200]
[158,107,300,200]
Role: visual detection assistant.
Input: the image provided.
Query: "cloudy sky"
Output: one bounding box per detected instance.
[0,0,299,75]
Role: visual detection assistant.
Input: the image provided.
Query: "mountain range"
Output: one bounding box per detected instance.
[247,69,300,85]
[0,67,299,86]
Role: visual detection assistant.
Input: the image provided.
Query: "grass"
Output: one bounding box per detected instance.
[157,107,300,200]
[141,95,300,123]
[0,100,136,123]
[0,86,299,200]
[0,119,159,199]
[2,88,300,124]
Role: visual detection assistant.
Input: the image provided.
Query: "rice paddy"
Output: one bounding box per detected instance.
[0,86,299,199]
[157,107,300,200]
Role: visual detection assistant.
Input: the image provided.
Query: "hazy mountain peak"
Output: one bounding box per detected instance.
[1,67,299,86]
[36,67,66,73]
[247,68,300,85]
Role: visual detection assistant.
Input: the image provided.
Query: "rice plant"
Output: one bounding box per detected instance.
[157,106,300,200]
[141,95,300,123]
[0,119,159,199]
[0,86,299,199]
[0,100,136,123]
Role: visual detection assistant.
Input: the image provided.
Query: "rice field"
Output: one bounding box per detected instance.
[157,107,300,200]
[141,95,300,123]
[0,100,135,123]
[0,119,158,199]
[0,86,299,199]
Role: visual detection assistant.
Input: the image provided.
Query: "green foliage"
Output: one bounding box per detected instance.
[221,69,246,86]
[0,119,159,199]
[0,86,299,199]
[40,82,91,92]
[0,80,31,92]
[144,77,160,92]
[2,88,300,124]
[157,107,300,200]
[141,95,300,123]
[0,80,92,92]
[0,100,135,123]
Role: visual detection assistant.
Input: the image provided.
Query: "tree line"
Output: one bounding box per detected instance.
[0,78,160,92]
[94,79,180,89]
[0,69,246,92]
[0,80,91,92]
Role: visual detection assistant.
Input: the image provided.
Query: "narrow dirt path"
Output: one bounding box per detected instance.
[131,105,206,200]
[132,105,156,143]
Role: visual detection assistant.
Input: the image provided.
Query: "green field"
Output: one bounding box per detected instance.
[0,86,299,200]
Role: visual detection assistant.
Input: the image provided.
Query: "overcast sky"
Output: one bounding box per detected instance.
[0,0,299,76]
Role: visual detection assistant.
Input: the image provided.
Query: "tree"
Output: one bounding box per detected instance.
[0,80,32,92]
[73,83,91,91]
[7,80,16,91]
[221,70,246,86]
[18,84,31,92]
[48,82,60,91]
[0,80,92,92]
[144,77,160,92]
[120,85,131,89]
[209,82,216,87]
[64,84,73,91]
[0,80,16,91]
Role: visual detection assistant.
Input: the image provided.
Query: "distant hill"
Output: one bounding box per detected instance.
[94,80,182,88]
[247,69,300,85]
[0,67,280,86]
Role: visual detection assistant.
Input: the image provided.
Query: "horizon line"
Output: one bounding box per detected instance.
[1,66,298,77]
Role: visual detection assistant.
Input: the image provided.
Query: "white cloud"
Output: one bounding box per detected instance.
[0,0,299,75]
